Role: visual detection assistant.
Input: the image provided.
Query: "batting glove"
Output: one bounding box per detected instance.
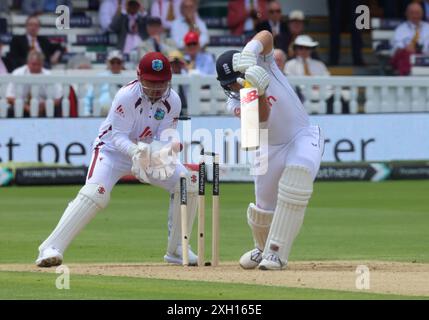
[237,65,270,95]
[232,51,257,73]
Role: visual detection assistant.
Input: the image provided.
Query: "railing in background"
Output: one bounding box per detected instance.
[1,75,429,118]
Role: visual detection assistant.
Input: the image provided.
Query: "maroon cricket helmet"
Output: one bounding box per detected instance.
[137,52,172,82]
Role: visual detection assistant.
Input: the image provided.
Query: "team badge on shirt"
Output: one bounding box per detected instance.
[152,59,163,71]
[154,107,165,120]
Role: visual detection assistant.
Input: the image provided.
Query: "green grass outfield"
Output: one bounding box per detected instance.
[0,181,428,299]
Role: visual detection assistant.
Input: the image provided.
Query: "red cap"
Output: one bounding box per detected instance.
[137,52,172,81]
[184,31,199,45]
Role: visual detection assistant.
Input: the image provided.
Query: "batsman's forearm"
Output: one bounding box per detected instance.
[251,31,274,55]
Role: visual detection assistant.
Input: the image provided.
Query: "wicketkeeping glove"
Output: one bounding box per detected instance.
[237,65,270,95]
[129,142,151,183]
[144,140,181,181]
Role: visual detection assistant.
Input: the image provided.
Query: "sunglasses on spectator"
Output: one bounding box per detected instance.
[110,59,123,64]
[186,42,198,46]
[295,46,311,50]
[269,9,281,13]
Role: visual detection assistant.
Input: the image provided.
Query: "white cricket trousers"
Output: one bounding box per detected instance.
[254,125,324,211]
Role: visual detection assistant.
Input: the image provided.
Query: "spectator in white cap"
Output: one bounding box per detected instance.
[84,50,126,116]
[285,10,305,58]
[285,35,348,114]
[284,35,325,76]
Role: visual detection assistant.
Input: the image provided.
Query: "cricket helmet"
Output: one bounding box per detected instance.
[216,50,243,99]
[137,52,172,82]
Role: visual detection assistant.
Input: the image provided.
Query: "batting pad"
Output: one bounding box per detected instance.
[39,183,110,254]
[247,203,274,251]
[167,173,198,255]
[263,166,313,263]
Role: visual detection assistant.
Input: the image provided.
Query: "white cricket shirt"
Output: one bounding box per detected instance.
[94,79,181,156]
[227,50,310,145]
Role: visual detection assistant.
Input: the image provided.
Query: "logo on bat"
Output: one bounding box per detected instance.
[240,89,258,105]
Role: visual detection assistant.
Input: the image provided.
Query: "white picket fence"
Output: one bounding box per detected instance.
[1,74,429,117]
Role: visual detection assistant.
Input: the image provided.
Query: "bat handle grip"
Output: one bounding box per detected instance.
[243,80,253,88]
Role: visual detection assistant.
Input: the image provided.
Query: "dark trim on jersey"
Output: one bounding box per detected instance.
[134,97,142,109]
[98,125,112,139]
[125,79,138,88]
[162,99,171,113]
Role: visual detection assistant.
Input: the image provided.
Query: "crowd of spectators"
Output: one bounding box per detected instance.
[2,0,429,117]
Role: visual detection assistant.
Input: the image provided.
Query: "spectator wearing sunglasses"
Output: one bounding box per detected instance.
[183,31,215,75]
[256,1,289,54]
[285,35,348,114]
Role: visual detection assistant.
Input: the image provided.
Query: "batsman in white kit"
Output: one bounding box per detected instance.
[215,31,324,270]
[36,52,199,267]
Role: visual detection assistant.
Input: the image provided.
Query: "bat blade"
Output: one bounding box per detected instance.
[240,86,260,150]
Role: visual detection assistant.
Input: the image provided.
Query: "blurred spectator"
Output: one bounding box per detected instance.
[285,35,348,114]
[391,2,429,75]
[66,54,93,117]
[183,31,215,75]
[284,10,306,59]
[84,50,124,116]
[137,16,177,57]
[273,48,287,72]
[256,0,289,54]
[168,50,189,113]
[227,0,268,37]
[6,15,65,71]
[328,0,364,66]
[6,51,63,117]
[99,0,126,32]
[0,43,8,75]
[66,54,92,69]
[171,0,209,49]
[150,0,182,32]
[109,0,149,54]
[285,36,328,76]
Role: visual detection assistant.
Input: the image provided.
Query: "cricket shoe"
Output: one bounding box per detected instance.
[164,245,198,266]
[36,247,63,268]
[258,253,287,270]
[239,248,263,269]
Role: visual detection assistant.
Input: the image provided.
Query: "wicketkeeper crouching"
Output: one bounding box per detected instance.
[36,52,199,267]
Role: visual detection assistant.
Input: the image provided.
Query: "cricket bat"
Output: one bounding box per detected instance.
[240,81,260,150]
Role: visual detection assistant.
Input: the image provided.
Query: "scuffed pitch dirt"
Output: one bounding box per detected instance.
[1,261,428,297]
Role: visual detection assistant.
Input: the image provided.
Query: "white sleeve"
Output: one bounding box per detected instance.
[109,90,136,156]
[226,97,240,115]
